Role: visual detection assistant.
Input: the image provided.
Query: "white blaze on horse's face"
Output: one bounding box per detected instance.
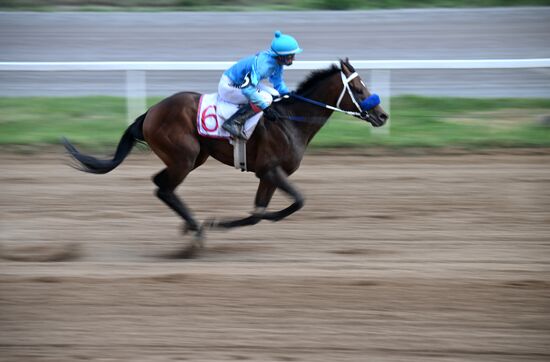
[359,80,370,96]
[336,60,368,111]
[339,60,389,127]
[347,68,370,101]
[336,71,363,112]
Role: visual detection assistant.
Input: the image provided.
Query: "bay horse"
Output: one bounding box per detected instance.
[63,58,388,257]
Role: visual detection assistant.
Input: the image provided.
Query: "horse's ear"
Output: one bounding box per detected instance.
[342,57,356,72]
[340,58,351,73]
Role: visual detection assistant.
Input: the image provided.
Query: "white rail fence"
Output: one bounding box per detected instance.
[1,59,549,131]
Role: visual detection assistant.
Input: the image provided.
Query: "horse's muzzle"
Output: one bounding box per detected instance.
[360,94,381,111]
[358,93,386,127]
[358,111,387,127]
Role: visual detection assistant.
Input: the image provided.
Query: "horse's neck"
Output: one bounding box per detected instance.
[301,72,342,118]
[285,104,332,145]
[286,74,342,143]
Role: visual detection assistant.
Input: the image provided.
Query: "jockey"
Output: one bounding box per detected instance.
[219,30,303,139]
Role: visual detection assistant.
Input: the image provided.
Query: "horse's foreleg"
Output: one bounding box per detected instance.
[258,166,305,222]
[207,166,304,229]
[207,178,276,229]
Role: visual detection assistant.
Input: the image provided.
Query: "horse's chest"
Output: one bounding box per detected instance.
[278,145,305,174]
[255,123,307,174]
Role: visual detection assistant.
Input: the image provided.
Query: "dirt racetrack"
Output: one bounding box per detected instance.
[1,151,549,361]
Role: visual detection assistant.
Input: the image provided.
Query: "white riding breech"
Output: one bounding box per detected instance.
[218,74,279,108]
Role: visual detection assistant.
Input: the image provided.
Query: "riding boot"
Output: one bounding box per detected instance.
[222,103,257,139]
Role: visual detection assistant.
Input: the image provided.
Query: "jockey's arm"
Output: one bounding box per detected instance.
[269,66,290,96]
[240,55,276,110]
[241,84,270,110]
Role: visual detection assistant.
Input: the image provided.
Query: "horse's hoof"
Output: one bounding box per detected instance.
[166,228,204,259]
[182,222,201,235]
[194,228,205,248]
[203,218,220,230]
[192,229,206,253]
[251,207,266,219]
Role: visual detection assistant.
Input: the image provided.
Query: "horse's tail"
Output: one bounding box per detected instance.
[63,112,147,174]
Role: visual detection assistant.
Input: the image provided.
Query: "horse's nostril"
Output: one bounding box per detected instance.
[379,113,388,122]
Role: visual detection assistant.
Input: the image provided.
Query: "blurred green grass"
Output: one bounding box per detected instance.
[316,96,550,149]
[0,96,549,150]
[0,97,126,148]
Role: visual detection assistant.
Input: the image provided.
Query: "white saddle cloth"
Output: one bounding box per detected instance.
[196,93,262,140]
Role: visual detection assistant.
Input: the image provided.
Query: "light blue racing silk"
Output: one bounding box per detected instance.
[224,50,290,109]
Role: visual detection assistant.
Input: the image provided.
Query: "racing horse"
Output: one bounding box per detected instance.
[63,58,388,257]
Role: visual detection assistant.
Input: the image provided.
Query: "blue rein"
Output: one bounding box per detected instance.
[282,93,380,122]
[289,93,331,109]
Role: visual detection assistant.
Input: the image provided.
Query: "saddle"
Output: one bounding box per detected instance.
[197,93,263,172]
[197,93,262,140]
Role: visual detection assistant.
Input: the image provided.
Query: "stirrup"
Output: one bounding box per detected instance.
[222,123,246,139]
[221,115,243,138]
[222,103,256,139]
[234,127,247,140]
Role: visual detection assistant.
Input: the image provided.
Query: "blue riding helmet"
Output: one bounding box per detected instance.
[271,31,303,56]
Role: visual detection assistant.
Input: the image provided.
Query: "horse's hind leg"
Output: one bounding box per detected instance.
[153,168,200,233]
[150,143,208,257]
[152,166,203,258]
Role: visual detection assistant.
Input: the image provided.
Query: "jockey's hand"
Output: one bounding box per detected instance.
[263,106,283,120]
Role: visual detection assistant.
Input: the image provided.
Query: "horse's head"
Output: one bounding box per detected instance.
[338,58,389,127]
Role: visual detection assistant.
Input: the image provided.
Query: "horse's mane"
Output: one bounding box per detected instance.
[295,64,340,95]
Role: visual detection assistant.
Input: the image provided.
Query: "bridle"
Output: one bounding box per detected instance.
[283,70,376,122]
[336,71,362,111]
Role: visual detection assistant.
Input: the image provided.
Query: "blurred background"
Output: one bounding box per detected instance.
[1,1,550,147]
[1,2,550,362]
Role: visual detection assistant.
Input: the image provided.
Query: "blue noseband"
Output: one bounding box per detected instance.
[360,94,380,111]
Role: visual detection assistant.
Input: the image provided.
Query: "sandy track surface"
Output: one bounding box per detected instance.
[1,152,549,361]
